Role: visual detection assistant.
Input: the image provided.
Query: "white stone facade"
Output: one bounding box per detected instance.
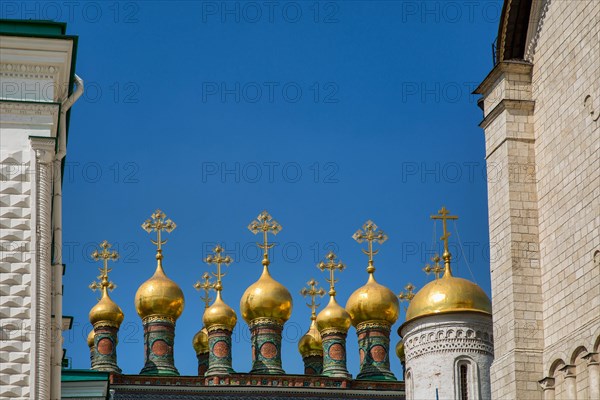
[401,313,494,400]
[0,26,81,400]
[476,1,600,399]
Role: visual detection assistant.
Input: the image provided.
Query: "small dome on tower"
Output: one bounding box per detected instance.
[203,292,237,331]
[87,330,95,348]
[134,252,184,320]
[395,339,405,361]
[89,287,124,327]
[192,327,209,354]
[345,273,400,326]
[240,264,292,324]
[316,296,352,333]
[405,272,491,322]
[298,319,322,358]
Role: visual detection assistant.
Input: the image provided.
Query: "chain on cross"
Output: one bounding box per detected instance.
[423,254,443,279]
[353,220,388,273]
[317,251,346,296]
[248,210,282,263]
[431,206,458,264]
[300,278,325,320]
[194,272,215,309]
[398,283,416,303]
[141,209,176,252]
[89,240,118,293]
[204,244,232,292]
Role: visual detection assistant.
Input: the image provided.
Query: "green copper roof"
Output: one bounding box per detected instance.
[0,19,66,36]
[61,369,109,382]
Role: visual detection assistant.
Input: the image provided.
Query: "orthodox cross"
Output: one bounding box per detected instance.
[300,278,325,320]
[423,254,443,279]
[353,220,388,273]
[193,272,214,309]
[141,209,176,252]
[430,206,458,263]
[398,283,416,303]
[248,210,281,263]
[204,244,232,292]
[317,251,346,296]
[89,240,118,293]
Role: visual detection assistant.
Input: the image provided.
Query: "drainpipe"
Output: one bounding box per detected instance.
[51,74,84,400]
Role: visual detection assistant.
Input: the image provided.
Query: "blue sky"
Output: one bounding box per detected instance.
[3,1,501,376]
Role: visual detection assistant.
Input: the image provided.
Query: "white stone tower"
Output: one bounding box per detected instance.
[475,1,599,399]
[0,20,82,400]
[399,208,493,400]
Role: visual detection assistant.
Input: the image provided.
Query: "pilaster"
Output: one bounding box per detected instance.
[29,136,56,400]
[538,376,555,400]
[475,61,544,400]
[583,352,599,400]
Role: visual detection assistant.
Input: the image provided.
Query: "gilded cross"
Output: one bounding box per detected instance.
[89,240,118,293]
[353,220,387,273]
[398,283,416,302]
[300,278,325,320]
[423,254,443,279]
[430,206,458,261]
[204,244,232,292]
[194,272,214,309]
[141,209,176,251]
[248,210,281,261]
[317,251,346,296]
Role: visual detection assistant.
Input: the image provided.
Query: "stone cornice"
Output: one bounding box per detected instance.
[479,99,535,130]
[474,60,533,96]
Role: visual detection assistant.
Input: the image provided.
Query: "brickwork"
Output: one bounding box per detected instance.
[477,1,600,398]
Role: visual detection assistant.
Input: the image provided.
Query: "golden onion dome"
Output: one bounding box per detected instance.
[89,287,124,327]
[345,273,400,326]
[298,319,323,358]
[316,295,352,333]
[404,264,491,323]
[87,330,95,348]
[134,251,185,320]
[192,327,209,354]
[240,262,292,324]
[203,291,237,331]
[395,339,405,361]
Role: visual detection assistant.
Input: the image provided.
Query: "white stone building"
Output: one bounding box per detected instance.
[0,20,83,400]
[474,0,600,399]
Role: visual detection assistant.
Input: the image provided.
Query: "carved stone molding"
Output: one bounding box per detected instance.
[0,62,58,80]
[525,0,552,62]
[404,325,494,360]
[538,376,555,391]
[584,94,600,122]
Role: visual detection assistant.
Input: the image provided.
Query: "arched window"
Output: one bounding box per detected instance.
[405,369,413,400]
[455,357,480,400]
[460,364,469,400]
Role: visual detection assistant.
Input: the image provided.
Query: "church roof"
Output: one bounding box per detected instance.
[109,373,405,399]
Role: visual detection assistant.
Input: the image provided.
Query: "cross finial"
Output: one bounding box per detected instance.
[89,240,118,293]
[398,283,416,302]
[204,244,232,292]
[353,220,387,274]
[300,278,325,320]
[423,254,443,279]
[194,272,214,309]
[430,206,458,275]
[248,210,281,267]
[317,251,346,296]
[141,209,176,255]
